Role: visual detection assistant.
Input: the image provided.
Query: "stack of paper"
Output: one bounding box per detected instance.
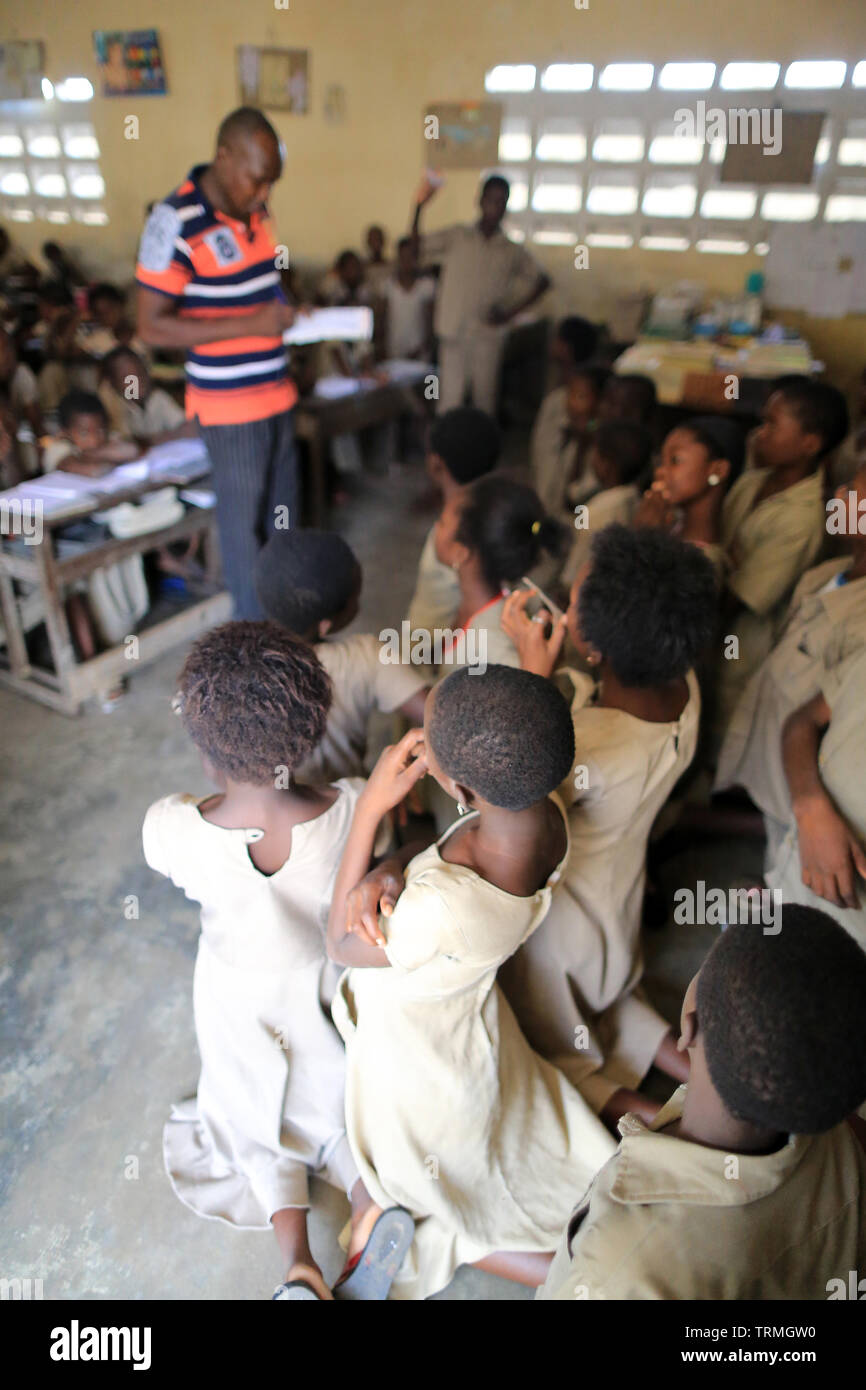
[284,307,374,346]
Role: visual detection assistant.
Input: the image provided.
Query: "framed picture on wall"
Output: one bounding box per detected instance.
[425,102,502,169]
[0,41,45,101]
[237,46,309,114]
[93,30,167,96]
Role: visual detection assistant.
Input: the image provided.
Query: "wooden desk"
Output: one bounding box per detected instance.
[295,380,428,525]
[0,473,230,715]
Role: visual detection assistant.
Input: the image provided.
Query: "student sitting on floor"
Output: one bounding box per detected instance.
[716,462,866,871]
[98,346,196,448]
[713,376,849,746]
[532,363,608,517]
[406,405,501,644]
[499,526,718,1128]
[326,667,617,1301]
[539,907,866,1300]
[597,372,658,430]
[143,621,367,1302]
[766,645,866,951]
[255,528,429,783]
[632,415,745,582]
[562,418,654,585]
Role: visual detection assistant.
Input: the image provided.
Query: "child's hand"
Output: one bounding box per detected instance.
[360,728,428,818]
[633,484,674,531]
[796,794,866,909]
[345,857,407,948]
[501,588,567,679]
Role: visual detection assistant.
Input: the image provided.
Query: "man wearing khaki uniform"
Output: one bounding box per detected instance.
[410,174,551,415]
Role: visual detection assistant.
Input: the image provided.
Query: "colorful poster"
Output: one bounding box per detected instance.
[425,102,502,169]
[93,30,167,97]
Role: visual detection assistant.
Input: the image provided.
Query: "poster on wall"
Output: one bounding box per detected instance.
[93,30,167,97]
[424,102,502,169]
[0,41,45,100]
[237,46,309,113]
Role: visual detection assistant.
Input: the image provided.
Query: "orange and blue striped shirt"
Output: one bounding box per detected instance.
[135,165,296,426]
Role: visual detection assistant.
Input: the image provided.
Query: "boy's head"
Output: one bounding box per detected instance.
[569,524,717,685]
[365,224,386,260]
[88,282,125,329]
[395,235,417,276]
[655,416,745,505]
[587,419,654,491]
[550,316,599,374]
[335,250,364,292]
[427,406,501,488]
[684,906,866,1134]
[102,346,150,404]
[58,390,109,451]
[425,664,574,811]
[755,376,849,471]
[177,620,332,787]
[598,373,657,427]
[255,529,361,639]
[565,365,609,430]
[479,175,509,232]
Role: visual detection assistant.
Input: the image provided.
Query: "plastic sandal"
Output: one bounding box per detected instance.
[272,1279,321,1301]
[333,1207,414,1301]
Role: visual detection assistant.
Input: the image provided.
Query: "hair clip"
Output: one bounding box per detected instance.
[531,519,541,535]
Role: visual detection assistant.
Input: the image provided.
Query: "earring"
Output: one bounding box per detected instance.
[457,800,468,816]
[708,473,721,486]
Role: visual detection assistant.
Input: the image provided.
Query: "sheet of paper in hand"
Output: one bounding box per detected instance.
[283,306,373,346]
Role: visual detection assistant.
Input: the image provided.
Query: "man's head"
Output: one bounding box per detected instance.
[479,175,509,232]
[58,391,109,451]
[366,224,386,260]
[212,107,283,221]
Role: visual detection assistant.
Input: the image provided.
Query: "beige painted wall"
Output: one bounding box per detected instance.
[2,0,865,386]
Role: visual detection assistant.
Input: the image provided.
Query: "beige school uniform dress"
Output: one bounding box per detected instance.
[406,525,460,639]
[714,467,825,743]
[766,646,866,951]
[500,669,701,1112]
[539,1086,866,1300]
[420,223,544,415]
[530,387,599,518]
[331,804,617,1300]
[562,484,640,587]
[716,557,866,864]
[297,633,426,784]
[142,785,363,1228]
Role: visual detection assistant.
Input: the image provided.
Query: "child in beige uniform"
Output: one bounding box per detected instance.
[500,526,718,1127]
[98,346,195,447]
[327,666,617,1300]
[406,406,501,642]
[255,529,429,782]
[143,621,363,1301]
[562,419,653,585]
[714,378,850,743]
[767,646,866,950]
[531,366,608,519]
[539,906,866,1300]
[716,463,866,866]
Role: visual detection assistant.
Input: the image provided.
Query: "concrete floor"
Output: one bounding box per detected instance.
[0,451,761,1301]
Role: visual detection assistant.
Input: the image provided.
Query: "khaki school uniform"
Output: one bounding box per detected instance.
[298,632,427,784]
[143,785,363,1227]
[530,386,599,518]
[539,1086,866,1300]
[500,669,700,1112]
[716,556,866,864]
[562,483,640,587]
[331,803,617,1300]
[98,383,185,442]
[420,223,544,415]
[406,524,460,639]
[714,467,825,743]
[766,646,866,951]
[833,426,866,489]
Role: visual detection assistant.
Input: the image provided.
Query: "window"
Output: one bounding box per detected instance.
[838,122,866,167]
[696,237,750,254]
[485,65,535,92]
[649,123,703,165]
[641,177,697,218]
[824,194,866,221]
[586,176,639,215]
[640,234,691,251]
[586,231,634,248]
[0,91,107,226]
[592,122,645,163]
[541,64,593,92]
[535,120,586,163]
[700,188,758,219]
[760,190,820,221]
[531,172,581,212]
[658,62,715,91]
[784,60,846,89]
[598,63,654,92]
[719,62,779,90]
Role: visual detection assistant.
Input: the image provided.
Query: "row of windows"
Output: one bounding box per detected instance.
[486,60,866,93]
[498,175,865,222]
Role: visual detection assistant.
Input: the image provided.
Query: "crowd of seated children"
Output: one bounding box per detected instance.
[254,527,429,782]
[406,405,501,643]
[143,621,368,1302]
[326,665,617,1300]
[500,526,717,1128]
[539,907,866,1300]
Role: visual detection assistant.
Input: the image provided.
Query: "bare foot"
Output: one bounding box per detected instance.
[347,1193,384,1261]
[286,1260,334,1301]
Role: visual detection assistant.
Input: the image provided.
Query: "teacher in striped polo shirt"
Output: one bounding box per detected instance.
[136,108,298,618]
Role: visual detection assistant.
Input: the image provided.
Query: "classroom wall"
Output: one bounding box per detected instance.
[3,0,865,386]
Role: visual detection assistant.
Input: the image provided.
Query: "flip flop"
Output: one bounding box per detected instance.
[272,1279,322,1301]
[332,1207,414,1301]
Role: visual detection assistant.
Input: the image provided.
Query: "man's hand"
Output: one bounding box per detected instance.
[250,301,297,337]
[345,858,407,948]
[414,173,440,207]
[795,792,866,909]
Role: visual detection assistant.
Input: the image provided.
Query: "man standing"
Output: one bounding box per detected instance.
[136,108,297,617]
[410,174,551,416]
